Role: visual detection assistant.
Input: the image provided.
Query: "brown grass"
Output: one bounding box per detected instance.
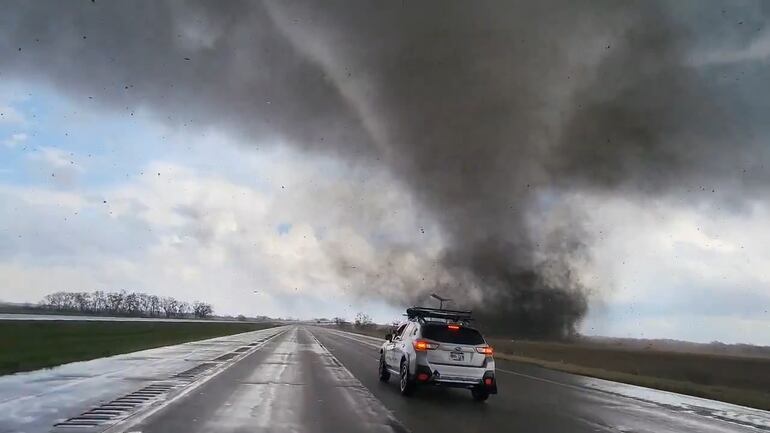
[489,339,770,411]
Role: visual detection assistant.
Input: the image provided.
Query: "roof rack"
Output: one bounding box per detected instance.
[405,306,473,323]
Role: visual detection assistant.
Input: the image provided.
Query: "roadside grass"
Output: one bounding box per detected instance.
[0,320,277,375]
[494,352,770,411]
[333,325,770,411]
[488,339,770,411]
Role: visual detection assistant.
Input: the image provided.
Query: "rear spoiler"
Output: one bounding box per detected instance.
[405,306,473,324]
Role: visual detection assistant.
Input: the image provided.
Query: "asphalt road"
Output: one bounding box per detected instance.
[0,325,286,433]
[107,326,768,433]
[119,326,405,433]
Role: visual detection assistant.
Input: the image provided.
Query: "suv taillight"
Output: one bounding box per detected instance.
[475,346,494,356]
[413,340,439,351]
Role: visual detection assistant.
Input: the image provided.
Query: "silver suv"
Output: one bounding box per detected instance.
[378,307,497,401]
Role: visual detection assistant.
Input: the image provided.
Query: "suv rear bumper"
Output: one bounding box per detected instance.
[414,362,498,394]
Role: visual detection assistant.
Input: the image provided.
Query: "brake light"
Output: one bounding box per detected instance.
[417,372,431,381]
[475,346,494,356]
[484,377,494,386]
[447,324,460,330]
[413,340,439,351]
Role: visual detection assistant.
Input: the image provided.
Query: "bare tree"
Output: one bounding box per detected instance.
[178,301,190,317]
[160,297,178,318]
[107,290,126,314]
[354,312,373,328]
[41,292,67,310]
[192,302,213,319]
[147,295,161,317]
[123,292,140,315]
[71,292,90,312]
[91,290,107,313]
[38,290,217,319]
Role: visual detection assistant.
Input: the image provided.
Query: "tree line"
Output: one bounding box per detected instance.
[39,290,214,318]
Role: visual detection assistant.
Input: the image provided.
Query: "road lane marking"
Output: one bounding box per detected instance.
[199,327,304,432]
[316,329,381,361]
[495,367,591,391]
[317,327,383,349]
[497,367,770,431]
[308,329,411,433]
[315,328,770,432]
[102,328,288,433]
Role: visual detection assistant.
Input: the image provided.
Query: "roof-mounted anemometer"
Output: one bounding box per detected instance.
[430,293,452,309]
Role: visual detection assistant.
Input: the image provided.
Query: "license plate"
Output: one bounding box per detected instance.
[450,352,464,361]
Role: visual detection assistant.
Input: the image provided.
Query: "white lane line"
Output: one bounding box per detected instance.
[317,328,383,350]
[498,368,770,432]
[322,328,585,392]
[325,328,385,343]
[495,367,588,391]
[324,328,587,392]
[320,328,770,431]
[102,328,288,433]
[200,327,302,432]
[307,330,411,433]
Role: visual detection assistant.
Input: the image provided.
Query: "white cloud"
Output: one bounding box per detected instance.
[0,184,86,209]
[29,147,83,171]
[0,105,26,125]
[0,152,417,321]
[3,132,27,148]
[692,30,770,66]
[569,193,770,344]
[26,147,85,186]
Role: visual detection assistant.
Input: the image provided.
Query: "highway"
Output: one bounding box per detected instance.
[2,325,768,433]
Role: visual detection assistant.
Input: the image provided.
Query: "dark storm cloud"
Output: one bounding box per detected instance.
[1,1,373,158]
[3,0,769,338]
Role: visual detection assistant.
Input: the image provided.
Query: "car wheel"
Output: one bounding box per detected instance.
[399,359,415,396]
[378,355,390,382]
[471,387,489,402]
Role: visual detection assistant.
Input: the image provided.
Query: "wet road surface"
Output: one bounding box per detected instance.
[0,325,285,433]
[2,325,769,433]
[124,326,405,433]
[314,327,770,433]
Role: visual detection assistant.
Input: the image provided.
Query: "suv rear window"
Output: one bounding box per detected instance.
[421,324,484,345]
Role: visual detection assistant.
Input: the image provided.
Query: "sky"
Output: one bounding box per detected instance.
[0,79,409,322]
[1,1,770,344]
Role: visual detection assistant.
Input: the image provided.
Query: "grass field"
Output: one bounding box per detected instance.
[0,320,277,375]
[333,325,770,411]
[489,339,770,411]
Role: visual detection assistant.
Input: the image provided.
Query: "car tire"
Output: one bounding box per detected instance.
[471,387,489,402]
[378,355,390,382]
[399,359,415,396]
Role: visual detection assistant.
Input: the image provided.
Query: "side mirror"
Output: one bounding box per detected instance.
[385,333,393,342]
